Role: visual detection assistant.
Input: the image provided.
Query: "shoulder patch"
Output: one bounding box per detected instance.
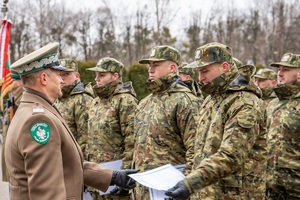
[30,122,50,144]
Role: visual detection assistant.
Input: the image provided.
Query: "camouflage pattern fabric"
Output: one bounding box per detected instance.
[86,80,138,200]
[178,62,196,77]
[132,72,201,200]
[139,45,181,65]
[185,42,233,69]
[1,87,23,182]
[183,65,264,199]
[183,79,204,99]
[270,53,300,68]
[60,58,78,71]
[54,80,94,160]
[266,81,300,198]
[86,57,124,74]
[254,68,277,80]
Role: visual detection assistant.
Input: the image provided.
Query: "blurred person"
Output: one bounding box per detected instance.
[178,62,204,99]
[132,45,200,200]
[85,57,138,200]
[4,42,138,200]
[254,68,277,106]
[265,53,300,199]
[54,58,94,160]
[165,43,263,199]
[1,70,23,182]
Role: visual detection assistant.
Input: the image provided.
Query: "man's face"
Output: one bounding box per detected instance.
[197,63,227,85]
[95,72,118,87]
[61,71,79,87]
[179,73,192,81]
[277,66,300,85]
[255,78,276,89]
[148,61,175,81]
[46,69,64,101]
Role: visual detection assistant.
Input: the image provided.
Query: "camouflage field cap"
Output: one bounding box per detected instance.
[270,53,300,68]
[139,45,181,65]
[254,68,277,80]
[185,42,233,68]
[11,42,66,75]
[178,62,195,77]
[86,57,124,73]
[60,58,78,72]
[11,69,21,80]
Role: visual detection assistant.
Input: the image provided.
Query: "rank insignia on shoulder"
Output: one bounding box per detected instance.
[32,106,45,113]
[30,122,50,144]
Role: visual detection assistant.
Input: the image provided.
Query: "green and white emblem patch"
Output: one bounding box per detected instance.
[30,122,50,144]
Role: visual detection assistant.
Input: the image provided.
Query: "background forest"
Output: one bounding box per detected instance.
[4,0,300,99]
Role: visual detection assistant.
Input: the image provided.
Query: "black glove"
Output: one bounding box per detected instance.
[165,180,190,200]
[109,186,129,196]
[110,169,139,189]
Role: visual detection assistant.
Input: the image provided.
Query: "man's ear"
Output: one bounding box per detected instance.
[222,62,230,72]
[112,72,119,81]
[40,72,48,85]
[170,63,177,72]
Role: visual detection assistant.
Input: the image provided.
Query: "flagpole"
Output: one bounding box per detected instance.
[1,0,8,19]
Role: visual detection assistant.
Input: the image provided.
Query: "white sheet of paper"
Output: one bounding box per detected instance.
[129,164,185,191]
[149,164,186,200]
[98,160,123,195]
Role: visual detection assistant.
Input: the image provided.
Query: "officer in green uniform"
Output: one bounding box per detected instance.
[266,53,300,199]
[54,58,94,160]
[4,42,138,200]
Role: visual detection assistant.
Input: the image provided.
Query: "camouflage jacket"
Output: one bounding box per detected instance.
[266,82,300,193]
[132,72,200,173]
[54,80,94,159]
[87,81,138,169]
[183,79,205,100]
[261,87,277,108]
[184,66,264,198]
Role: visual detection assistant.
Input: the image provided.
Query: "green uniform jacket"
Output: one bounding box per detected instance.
[185,66,264,199]
[87,81,138,169]
[266,82,300,197]
[54,80,94,159]
[133,72,200,172]
[5,88,113,200]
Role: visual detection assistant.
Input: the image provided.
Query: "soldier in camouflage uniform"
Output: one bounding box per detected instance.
[54,58,94,160]
[265,53,300,199]
[254,68,277,107]
[178,62,204,99]
[165,43,264,200]
[132,45,200,200]
[86,57,138,200]
[1,70,23,182]
[235,58,267,199]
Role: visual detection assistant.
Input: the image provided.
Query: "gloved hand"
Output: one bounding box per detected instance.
[110,169,139,189]
[165,180,190,200]
[110,186,129,196]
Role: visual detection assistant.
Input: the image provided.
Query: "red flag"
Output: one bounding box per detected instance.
[0,18,13,100]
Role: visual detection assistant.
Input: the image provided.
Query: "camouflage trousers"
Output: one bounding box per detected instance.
[190,183,265,200]
[132,184,150,200]
[266,167,300,199]
[89,190,130,200]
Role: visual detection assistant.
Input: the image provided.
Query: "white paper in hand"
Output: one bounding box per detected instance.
[128,164,185,191]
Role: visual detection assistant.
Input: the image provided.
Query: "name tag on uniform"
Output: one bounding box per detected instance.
[32,107,45,113]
